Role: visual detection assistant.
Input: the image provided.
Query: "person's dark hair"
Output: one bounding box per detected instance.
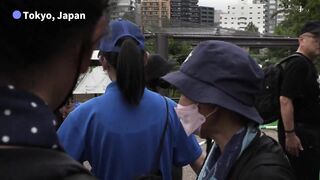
[101,38,145,105]
[145,54,174,92]
[0,0,109,74]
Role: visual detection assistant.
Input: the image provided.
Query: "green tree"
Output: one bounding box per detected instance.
[276,0,320,36]
[168,38,193,65]
[245,22,259,33]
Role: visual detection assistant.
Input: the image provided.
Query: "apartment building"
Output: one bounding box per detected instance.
[220,0,265,33]
[253,0,284,33]
[109,0,135,19]
[171,0,199,24]
[199,6,215,26]
[141,0,171,27]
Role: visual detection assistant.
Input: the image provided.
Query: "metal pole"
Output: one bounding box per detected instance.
[156,33,169,60]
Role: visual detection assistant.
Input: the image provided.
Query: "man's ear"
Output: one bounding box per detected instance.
[79,16,108,73]
[144,51,149,66]
[100,56,108,71]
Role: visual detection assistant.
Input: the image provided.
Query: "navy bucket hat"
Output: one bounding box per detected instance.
[99,18,145,52]
[162,40,264,124]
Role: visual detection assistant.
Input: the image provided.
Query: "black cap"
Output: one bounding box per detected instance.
[299,21,320,36]
[145,54,175,83]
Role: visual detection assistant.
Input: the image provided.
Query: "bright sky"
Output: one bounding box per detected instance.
[198,0,239,11]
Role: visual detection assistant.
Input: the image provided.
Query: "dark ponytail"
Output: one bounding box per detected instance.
[104,38,145,105]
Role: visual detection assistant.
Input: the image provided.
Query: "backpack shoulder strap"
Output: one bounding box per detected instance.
[153,96,169,169]
[277,53,302,66]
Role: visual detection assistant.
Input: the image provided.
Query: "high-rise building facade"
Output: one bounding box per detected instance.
[171,0,199,25]
[141,0,171,27]
[214,10,223,26]
[253,0,284,33]
[220,0,265,33]
[199,6,215,26]
[110,0,135,19]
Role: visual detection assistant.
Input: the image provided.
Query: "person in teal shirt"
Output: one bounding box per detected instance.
[57,19,204,180]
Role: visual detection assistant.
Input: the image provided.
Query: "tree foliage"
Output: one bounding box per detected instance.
[168,38,192,65]
[245,22,259,33]
[276,0,320,36]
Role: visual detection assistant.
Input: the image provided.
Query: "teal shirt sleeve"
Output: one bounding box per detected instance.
[167,98,202,166]
[57,107,89,162]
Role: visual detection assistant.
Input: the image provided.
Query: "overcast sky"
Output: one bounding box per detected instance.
[198,0,238,11]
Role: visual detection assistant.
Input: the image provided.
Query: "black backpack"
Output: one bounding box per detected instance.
[255,54,302,124]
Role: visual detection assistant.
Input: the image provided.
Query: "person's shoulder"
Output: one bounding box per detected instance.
[247,134,292,167]
[286,53,309,67]
[163,96,177,106]
[233,134,295,179]
[0,147,96,180]
[144,89,176,105]
[72,96,104,112]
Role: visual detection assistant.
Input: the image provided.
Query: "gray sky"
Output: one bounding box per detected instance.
[198,0,238,11]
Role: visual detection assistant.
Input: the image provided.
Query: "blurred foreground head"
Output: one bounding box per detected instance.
[0,0,110,109]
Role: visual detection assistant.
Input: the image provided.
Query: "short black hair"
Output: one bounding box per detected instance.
[0,0,109,73]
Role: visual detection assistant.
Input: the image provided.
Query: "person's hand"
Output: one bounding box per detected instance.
[285,133,304,157]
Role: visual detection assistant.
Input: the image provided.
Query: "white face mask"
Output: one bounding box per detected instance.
[175,104,215,136]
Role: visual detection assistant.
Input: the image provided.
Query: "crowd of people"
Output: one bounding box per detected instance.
[1,0,320,179]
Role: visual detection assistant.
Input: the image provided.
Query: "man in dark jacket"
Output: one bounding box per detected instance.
[0,0,109,179]
[278,21,320,180]
[163,40,296,180]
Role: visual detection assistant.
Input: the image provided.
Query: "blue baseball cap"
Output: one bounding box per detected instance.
[162,40,264,124]
[99,18,145,52]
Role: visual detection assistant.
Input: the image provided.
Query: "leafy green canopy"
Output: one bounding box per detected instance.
[276,0,320,36]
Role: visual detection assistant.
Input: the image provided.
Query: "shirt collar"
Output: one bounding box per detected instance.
[0,85,61,150]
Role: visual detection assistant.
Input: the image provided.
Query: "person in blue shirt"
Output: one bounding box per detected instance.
[57,19,204,180]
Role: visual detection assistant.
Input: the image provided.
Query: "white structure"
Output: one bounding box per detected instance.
[220,0,265,33]
[74,66,111,94]
[109,0,135,19]
[214,10,222,25]
[253,0,285,34]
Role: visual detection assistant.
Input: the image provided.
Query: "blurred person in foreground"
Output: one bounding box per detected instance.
[57,19,204,180]
[162,40,296,180]
[0,0,109,179]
